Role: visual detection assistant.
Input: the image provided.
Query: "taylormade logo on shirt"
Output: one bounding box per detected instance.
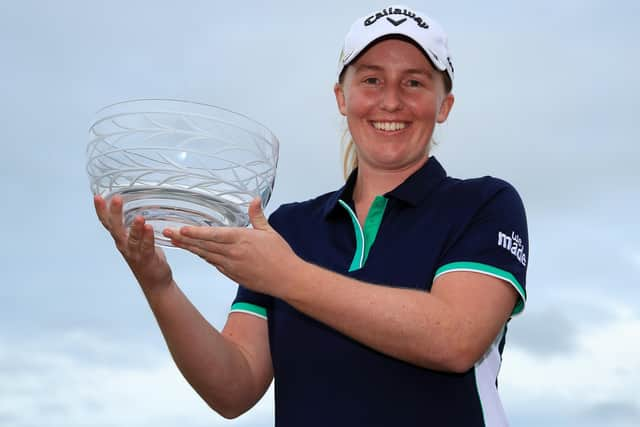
[498,231,527,267]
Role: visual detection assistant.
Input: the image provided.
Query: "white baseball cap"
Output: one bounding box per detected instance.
[337,5,454,85]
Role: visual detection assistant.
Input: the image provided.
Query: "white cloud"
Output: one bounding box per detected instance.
[501,301,640,426]
[3,301,637,427]
[0,331,274,427]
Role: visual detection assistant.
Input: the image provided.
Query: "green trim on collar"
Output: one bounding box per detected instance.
[434,261,527,315]
[339,196,388,272]
[363,196,388,264]
[338,200,365,271]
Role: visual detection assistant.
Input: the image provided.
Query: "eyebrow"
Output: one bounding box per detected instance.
[406,68,434,78]
[354,63,434,78]
[353,64,384,73]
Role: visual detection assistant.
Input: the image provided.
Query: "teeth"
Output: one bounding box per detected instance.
[372,122,407,131]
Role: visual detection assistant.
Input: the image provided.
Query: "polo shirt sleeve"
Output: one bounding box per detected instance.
[230,286,271,320]
[434,182,529,315]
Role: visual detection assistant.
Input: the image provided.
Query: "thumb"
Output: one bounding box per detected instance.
[249,198,271,231]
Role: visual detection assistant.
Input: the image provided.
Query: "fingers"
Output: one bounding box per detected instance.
[164,227,238,272]
[93,195,109,228]
[164,228,227,252]
[94,194,126,232]
[174,226,236,244]
[127,215,159,257]
[94,196,164,286]
[94,195,155,256]
[94,194,127,248]
[248,198,271,231]
[140,223,156,258]
[171,237,229,272]
[127,216,146,255]
[108,195,126,240]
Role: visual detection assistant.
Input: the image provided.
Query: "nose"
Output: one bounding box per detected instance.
[380,84,403,112]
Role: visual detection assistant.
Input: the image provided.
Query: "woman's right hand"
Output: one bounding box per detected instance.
[94,194,173,293]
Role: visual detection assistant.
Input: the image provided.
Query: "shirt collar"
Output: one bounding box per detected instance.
[323,156,448,219]
[322,165,359,219]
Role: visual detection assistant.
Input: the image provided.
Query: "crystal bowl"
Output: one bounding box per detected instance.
[87,99,279,247]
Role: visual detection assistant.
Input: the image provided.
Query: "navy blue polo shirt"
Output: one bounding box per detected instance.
[231,156,528,427]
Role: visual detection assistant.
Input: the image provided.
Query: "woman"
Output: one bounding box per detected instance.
[94,6,528,426]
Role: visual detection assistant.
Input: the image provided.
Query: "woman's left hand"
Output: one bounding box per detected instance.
[163,198,300,296]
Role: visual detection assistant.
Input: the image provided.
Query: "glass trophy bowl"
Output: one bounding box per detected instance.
[87,99,279,247]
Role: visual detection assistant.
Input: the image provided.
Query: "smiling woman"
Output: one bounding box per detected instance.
[93,4,529,427]
[335,37,454,185]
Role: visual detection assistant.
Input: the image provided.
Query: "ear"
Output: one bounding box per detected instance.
[436,93,455,124]
[334,83,347,116]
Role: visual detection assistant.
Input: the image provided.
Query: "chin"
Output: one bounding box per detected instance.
[366,154,428,171]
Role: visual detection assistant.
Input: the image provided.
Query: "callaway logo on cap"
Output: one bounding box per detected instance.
[337,5,454,85]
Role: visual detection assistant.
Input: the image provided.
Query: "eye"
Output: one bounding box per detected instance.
[407,79,423,88]
[363,77,380,85]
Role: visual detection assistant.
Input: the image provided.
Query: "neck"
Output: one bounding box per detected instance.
[352,156,429,203]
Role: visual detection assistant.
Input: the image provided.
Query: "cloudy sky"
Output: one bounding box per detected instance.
[1,1,639,426]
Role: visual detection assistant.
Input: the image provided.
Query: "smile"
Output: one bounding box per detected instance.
[371,121,408,132]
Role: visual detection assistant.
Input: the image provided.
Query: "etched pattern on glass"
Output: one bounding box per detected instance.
[86,99,279,246]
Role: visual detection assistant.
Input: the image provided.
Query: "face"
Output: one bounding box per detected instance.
[334,38,454,173]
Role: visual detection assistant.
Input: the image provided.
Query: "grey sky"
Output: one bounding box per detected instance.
[1,1,639,426]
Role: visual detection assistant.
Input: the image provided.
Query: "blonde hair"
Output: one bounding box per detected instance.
[341,130,358,179]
